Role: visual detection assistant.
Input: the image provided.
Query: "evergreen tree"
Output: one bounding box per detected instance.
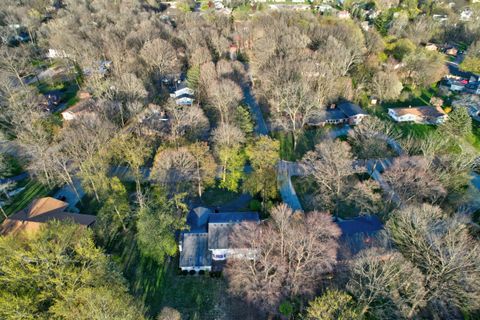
[441,106,472,138]
[305,290,359,320]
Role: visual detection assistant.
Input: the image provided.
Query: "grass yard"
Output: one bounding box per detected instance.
[274,127,329,161]
[157,260,263,320]
[109,234,167,317]
[1,154,24,178]
[158,264,226,319]
[396,122,437,138]
[201,187,242,207]
[1,180,51,219]
[111,233,263,319]
[466,121,480,152]
[291,176,364,219]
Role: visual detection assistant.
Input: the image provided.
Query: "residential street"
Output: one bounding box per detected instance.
[242,68,269,136]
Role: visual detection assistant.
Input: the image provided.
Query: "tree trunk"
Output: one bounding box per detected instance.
[0,206,8,220]
[114,206,128,232]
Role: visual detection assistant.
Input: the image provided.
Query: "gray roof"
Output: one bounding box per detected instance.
[337,215,383,236]
[337,101,367,117]
[179,232,212,268]
[209,212,259,224]
[187,207,212,231]
[208,212,259,250]
[336,216,386,259]
[308,109,348,125]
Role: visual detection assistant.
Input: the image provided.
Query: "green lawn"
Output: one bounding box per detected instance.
[202,187,242,207]
[273,127,329,161]
[466,122,480,152]
[396,122,437,138]
[157,263,226,319]
[1,180,51,219]
[157,259,263,319]
[111,232,262,319]
[1,154,24,178]
[108,233,167,317]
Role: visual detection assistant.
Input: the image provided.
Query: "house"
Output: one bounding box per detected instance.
[0,197,96,236]
[307,101,368,127]
[445,46,458,57]
[452,94,480,121]
[83,60,112,76]
[465,82,480,95]
[46,48,70,59]
[170,82,195,106]
[388,106,448,124]
[124,103,169,137]
[450,79,468,91]
[460,8,473,22]
[208,212,260,261]
[60,92,96,121]
[432,14,448,23]
[336,215,385,260]
[337,10,351,19]
[316,4,333,13]
[425,43,438,51]
[179,208,260,272]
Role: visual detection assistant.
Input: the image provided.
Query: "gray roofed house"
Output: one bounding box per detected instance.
[170,81,194,106]
[179,210,260,271]
[186,207,212,231]
[308,101,367,126]
[208,212,260,250]
[179,232,212,271]
[338,101,367,118]
[336,215,387,260]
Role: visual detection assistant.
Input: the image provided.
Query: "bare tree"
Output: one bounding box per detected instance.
[187,142,217,198]
[371,70,403,102]
[140,38,180,78]
[348,116,401,159]
[59,115,116,201]
[165,102,210,144]
[225,204,341,312]
[150,147,196,194]
[387,204,480,317]
[382,156,447,206]
[301,140,357,213]
[211,123,246,190]
[347,248,427,319]
[211,123,245,148]
[206,79,243,125]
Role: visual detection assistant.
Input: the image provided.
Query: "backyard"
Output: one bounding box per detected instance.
[111,232,263,319]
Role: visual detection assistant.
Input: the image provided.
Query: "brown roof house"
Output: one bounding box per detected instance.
[0,197,96,236]
[60,92,96,121]
[388,106,448,124]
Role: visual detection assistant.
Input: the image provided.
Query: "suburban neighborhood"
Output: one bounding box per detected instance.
[0,0,480,319]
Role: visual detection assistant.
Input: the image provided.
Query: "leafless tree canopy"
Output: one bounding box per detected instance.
[382,156,447,206]
[224,204,341,311]
[347,248,427,319]
[387,204,480,316]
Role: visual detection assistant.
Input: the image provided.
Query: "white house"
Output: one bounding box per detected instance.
[450,80,467,92]
[460,8,473,21]
[46,48,70,59]
[388,106,447,124]
[170,82,195,106]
